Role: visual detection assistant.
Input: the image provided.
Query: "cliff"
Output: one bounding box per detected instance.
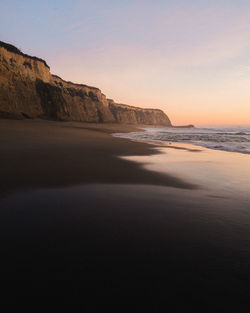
[108,100,171,125]
[0,41,171,125]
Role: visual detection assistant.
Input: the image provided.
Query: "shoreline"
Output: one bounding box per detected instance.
[0,119,196,198]
[1,118,250,306]
[113,125,250,155]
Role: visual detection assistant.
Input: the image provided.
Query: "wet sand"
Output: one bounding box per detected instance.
[0,119,195,198]
[0,119,250,310]
[122,142,250,202]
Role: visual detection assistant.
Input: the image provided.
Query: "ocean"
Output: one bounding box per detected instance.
[113,126,250,154]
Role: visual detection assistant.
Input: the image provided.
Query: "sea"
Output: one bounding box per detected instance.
[113,125,250,154]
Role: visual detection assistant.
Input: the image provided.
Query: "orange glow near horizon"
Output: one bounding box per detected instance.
[3,0,249,126]
[48,60,249,126]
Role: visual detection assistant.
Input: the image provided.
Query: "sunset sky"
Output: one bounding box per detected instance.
[1,0,250,125]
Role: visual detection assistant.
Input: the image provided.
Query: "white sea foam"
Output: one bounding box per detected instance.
[113,126,250,154]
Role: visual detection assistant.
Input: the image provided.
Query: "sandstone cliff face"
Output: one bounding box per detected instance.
[0,45,51,119]
[0,43,114,122]
[108,100,171,125]
[48,75,114,122]
[0,41,171,125]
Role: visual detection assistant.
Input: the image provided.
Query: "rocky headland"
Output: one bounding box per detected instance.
[0,41,171,126]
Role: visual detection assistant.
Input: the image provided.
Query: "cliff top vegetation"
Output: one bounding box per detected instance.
[0,40,50,69]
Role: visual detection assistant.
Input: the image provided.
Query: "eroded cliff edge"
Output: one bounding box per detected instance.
[0,41,171,125]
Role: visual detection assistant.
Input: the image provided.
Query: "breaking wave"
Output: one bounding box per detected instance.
[113,126,250,155]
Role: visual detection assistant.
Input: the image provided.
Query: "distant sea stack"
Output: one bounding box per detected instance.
[0,41,171,126]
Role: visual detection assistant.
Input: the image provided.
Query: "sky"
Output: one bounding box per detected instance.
[1,0,250,125]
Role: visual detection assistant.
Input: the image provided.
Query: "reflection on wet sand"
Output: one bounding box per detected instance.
[121,142,250,202]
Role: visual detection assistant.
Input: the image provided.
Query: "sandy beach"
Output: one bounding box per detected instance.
[0,119,195,198]
[0,119,250,310]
